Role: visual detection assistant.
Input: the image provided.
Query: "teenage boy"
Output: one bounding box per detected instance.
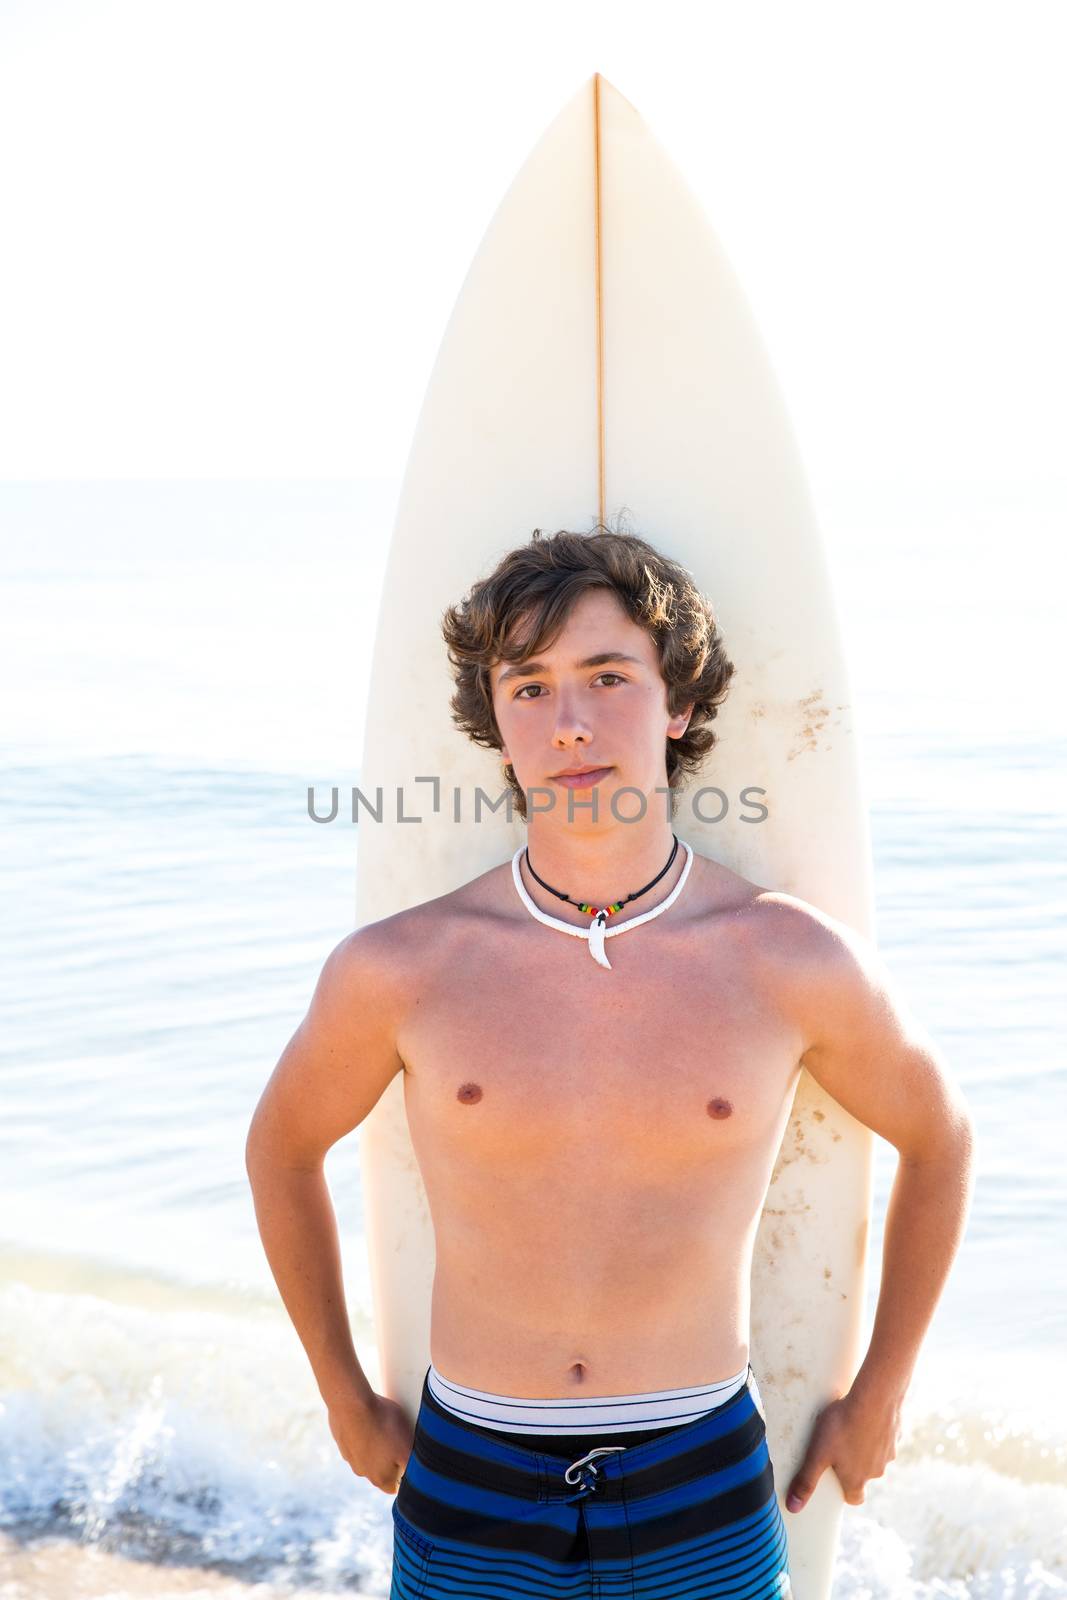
[246,529,974,1599]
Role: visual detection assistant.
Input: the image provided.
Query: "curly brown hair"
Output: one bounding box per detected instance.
[440,525,735,821]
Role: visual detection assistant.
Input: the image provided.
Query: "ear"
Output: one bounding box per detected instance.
[667,702,694,740]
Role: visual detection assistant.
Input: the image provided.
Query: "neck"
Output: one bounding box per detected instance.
[520,822,683,929]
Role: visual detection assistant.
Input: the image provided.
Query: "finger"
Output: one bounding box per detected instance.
[785,1458,825,1512]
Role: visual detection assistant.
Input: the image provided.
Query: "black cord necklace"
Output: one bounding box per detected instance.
[523,833,680,922]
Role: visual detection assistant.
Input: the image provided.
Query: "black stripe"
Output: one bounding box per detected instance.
[416,1379,765,1502]
[399,1453,778,1564]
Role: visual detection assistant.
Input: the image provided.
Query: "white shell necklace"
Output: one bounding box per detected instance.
[510,838,695,970]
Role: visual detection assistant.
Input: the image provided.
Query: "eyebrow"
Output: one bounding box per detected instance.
[496,651,645,686]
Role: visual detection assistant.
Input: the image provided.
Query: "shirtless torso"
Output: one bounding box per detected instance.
[388,846,804,1401]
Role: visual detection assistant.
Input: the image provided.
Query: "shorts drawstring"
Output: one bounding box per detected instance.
[562,1444,627,1500]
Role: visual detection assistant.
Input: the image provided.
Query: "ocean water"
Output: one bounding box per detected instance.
[1,480,1064,1597]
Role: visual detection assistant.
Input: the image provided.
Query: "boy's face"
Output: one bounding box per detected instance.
[488,589,693,820]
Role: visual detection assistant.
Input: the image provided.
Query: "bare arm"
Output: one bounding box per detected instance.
[245,920,414,1490]
[766,894,976,1405]
[757,895,977,1513]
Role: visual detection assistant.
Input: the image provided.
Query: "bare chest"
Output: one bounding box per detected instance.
[396,910,802,1186]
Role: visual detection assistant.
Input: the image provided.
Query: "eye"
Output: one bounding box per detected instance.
[513,673,626,700]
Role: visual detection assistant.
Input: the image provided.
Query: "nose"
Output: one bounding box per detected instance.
[551,696,593,746]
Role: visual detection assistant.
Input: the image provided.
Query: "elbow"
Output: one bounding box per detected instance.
[957,1113,978,1181]
[901,1107,976,1170]
[940,1076,978,1158]
[245,1109,324,1179]
[244,1108,269,1178]
[943,1115,977,1189]
[950,1098,978,1161]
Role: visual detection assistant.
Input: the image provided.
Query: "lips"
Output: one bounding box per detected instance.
[552,765,613,789]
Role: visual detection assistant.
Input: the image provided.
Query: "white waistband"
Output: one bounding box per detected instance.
[427,1360,751,1434]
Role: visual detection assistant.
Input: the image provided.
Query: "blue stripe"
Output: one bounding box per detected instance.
[390,1365,793,1598]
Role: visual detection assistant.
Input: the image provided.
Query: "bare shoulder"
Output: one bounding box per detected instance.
[737,886,922,1058]
[717,876,872,1006]
[739,886,875,967]
[733,889,974,1155]
[684,855,869,972]
[245,903,440,1170]
[341,861,507,980]
[684,852,831,944]
[330,898,443,999]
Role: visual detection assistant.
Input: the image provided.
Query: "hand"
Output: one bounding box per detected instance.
[326,1390,416,1495]
[784,1383,904,1513]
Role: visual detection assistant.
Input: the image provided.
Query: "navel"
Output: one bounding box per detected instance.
[456,1082,483,1104]
[706,1096,734,1119]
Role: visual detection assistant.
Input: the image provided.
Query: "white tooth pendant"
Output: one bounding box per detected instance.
[588,911,612,969]
[510,840,695,971]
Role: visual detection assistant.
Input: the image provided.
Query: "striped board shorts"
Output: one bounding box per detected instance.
[391,1362,793,1598]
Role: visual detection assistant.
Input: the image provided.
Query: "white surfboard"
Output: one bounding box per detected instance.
[356,72,874,1599]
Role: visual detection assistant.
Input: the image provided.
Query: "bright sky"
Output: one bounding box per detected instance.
[1,0,1064,493]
